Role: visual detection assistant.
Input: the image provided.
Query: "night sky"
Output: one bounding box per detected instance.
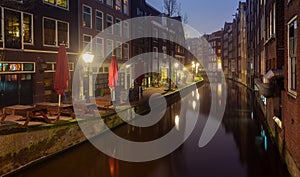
[147,0,240,35]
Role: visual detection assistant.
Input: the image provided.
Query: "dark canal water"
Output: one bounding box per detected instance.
[7,81,290,177]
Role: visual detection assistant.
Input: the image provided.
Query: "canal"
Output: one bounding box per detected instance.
[6,81,290,177]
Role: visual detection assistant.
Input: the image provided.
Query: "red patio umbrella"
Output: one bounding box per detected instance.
[108,55,118,102]
[108,55,118,88]
[54,44,70,106]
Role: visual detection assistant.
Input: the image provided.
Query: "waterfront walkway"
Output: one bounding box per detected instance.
[0,85,186,128]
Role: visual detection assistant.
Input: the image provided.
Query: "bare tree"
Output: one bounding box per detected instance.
[163,0,178,17]
[183,12,188,24]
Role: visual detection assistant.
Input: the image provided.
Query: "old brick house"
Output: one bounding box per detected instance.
[282,0,300,176]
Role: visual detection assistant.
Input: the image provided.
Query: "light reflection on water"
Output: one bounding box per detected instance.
[7,82,290,177]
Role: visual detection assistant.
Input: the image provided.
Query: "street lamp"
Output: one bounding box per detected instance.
[196,63,200,75]
[174,62,179,87]
[83,53,94,102]
[192,61,196,81]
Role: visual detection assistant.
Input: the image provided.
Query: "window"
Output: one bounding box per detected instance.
[4,9,34,48]
[95,37,104,57]
[4,9,21,49]
[43,0,68,9]
[106,39,113,57]
[95,10,103,31]
[123,21,129,38]
[288,18,297,95]
[97,0,103,3]
[115,0,121,11]
[58,21,68,45]
[123,0,129,15]
[106,0,113,7]
[115,18,121,36]
[44,18,55,46]
[106,14,113,34]
[83,34,92,52]
[123,43,129,60]
[83,5,92,28]
[116,41,122,59]
[23,13,33,44]
[43,17,69,47]
[0,8,2,41]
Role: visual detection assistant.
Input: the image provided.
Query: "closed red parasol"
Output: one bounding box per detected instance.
[54,44,70,106]
[108,55,118,89]
[108,55,118,102]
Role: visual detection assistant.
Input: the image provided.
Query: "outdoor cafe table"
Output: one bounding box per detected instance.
[35,102,75,121]
[1,105,50,126]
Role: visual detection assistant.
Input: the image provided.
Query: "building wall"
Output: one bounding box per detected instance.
[282,0,300,176]
[0,1,80,105]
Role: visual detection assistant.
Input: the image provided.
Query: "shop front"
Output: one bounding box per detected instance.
[0,62,35,108]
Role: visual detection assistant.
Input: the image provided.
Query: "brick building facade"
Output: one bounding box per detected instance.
[282,0,300,176]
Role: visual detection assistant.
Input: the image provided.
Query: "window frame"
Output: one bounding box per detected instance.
[43,0,69,10]
[83,34,92,52]
[23,12,34,45]
[123,21,129,38]
[3,8,34,48]
[43,17,69,47]
[95,10,103,31]
[115,0,122,12]
[106,14,113,34]
[123,43,129,60]
[116,41,122,59]
[123,0,129,15]
[106,0,113,7]
[95,37,104,58]
[106,39,113,57]
[82,4,92,29]
[115,18,122,36]
[288,16,297,97]
[0,7,3,42]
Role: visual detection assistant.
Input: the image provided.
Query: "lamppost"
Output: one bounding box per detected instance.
[174,62,179,87]
[83,53,94,103]
[192,61,196,81]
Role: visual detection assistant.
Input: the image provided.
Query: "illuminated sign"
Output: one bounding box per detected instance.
[0,62,35,74]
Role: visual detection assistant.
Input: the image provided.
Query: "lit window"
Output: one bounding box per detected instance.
[43,0,68,9]
[23,13,33,44]
[123,0,129,15]
[115,0,121,11]
[4,9,21,49]
[0,8,2,41]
